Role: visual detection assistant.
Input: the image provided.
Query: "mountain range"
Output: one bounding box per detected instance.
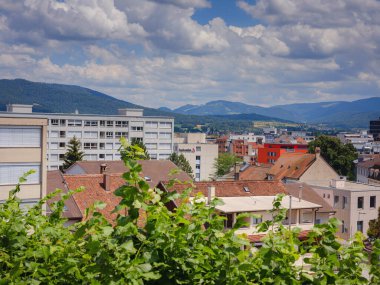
[0,78,378,129]
[162,98,380,128]
[0,79,285,133]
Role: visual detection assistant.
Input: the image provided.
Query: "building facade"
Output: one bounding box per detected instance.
[174,133,218,181]
[1,104,174,170]
[0,116,47,206]
[257,143,308,164]
[370,117,380,141]
[311,179,380,240]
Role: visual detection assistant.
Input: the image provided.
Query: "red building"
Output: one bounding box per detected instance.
[257,143,308,164]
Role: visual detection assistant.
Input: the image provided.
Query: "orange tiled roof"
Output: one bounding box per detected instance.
[268,153,316,180]
[63,173,146,227]
[239,164,271,180]
[247,230,311,243]
[65,160,192,188]
[160,180,287,199]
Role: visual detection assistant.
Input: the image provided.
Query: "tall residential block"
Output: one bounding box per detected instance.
[0,116,47,206]
[1,104,174,170]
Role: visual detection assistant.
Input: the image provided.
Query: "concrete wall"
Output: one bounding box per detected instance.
[300,154,339,186]
[175,142,218,181]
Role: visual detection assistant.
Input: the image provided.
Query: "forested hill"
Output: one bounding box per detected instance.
[0,78,166,116]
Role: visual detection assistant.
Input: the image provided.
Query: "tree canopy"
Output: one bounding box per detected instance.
[1,142,380,284]
[214,153,242,177]
[168,153,193,178]
[62,136,84,170]
[120,138,150,161]
[308,135,358,180]
[368,207,380,239]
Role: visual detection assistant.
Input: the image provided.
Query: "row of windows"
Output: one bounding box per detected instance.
[50,119,172,129]
[48,131,171,139]
[267,151,277,157]
[334,195,377,209]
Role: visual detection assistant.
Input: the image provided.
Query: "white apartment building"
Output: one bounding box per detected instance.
[1,104,174,170]
[174,133,218,181]
[228,133,265,144]
[0,116,47,206]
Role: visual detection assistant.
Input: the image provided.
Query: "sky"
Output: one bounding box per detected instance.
[0,0,379,108]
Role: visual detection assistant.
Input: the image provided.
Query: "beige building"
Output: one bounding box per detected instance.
[174,133,218,181]
[310,178,380,239]
[0,116,47,206]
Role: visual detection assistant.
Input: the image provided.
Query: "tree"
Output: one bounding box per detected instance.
[121,138,150,161]
[308,135,358,180]
[368,207,380,239]
[214,153,242,177]
[169,153,194,178]
[62,136,84,170]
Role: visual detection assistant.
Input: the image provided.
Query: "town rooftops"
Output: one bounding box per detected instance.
[267,153,316,180]
[158,180,287,198]
[356,157,380,168]
[65,160,192,187]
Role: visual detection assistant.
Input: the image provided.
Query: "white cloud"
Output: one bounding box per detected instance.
[0,0,379,108]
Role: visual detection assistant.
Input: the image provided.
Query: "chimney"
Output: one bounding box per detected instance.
[315,147,321,157]
[100,163,108,174]
[298,184,303,202]
[330,177,346,189]
[103,174,112,191]
[208,186,215,204]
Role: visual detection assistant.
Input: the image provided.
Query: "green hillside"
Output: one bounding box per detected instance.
[0,79,288,133]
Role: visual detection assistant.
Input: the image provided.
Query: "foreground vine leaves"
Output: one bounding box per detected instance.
[0,141,379,284]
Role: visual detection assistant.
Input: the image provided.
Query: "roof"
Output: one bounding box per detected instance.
[215,196,321,213]
[310,181,380,192]
[285,183,335,213]
[65,160,192,187]
[63,174,146,227]
[268,153,316,180]
[159,180,287,199]
[46,170,82,220]
[356,158,380,168]
[247,230,311,243]
[239,164,271,180]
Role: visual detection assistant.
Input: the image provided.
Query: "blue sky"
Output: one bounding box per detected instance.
[0,0,379,108]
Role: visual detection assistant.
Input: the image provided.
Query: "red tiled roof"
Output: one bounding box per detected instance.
[46,170,82,220]
[160,180,287,198]
[63,173,146,227]
[65,160,192,187]
[239,165,271,180]
[247,230,311,243]
[268,153,316,180]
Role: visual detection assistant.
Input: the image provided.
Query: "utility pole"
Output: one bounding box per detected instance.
[288,195,292,230]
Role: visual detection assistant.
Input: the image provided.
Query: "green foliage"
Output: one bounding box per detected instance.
[308,135,358,180]
[169,153,194,178]
[368,207,380,238]
[121,137,150,160]
[62,136,84,170]
[213,153,242,177]
[1,139,380,284]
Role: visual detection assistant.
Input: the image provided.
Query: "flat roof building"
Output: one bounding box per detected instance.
[1,104,174,170]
